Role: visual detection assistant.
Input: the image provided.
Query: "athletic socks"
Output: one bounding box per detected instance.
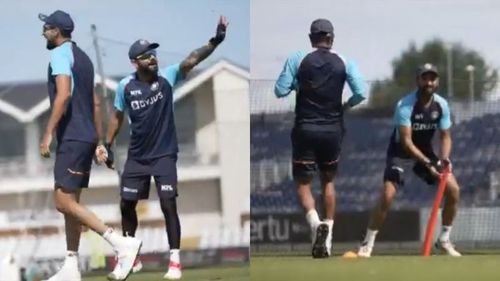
[102,228,123,248]
[363,229,379,247]
[170,249,180,264]
[439,225,452,242]
[306,209,321,228]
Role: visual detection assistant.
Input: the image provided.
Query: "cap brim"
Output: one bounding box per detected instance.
[148,43,160,50]
[38,13,48,22]
[419,70,439,77]
[310,31,334,36]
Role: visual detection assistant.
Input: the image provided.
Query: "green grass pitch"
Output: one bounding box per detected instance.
[251,255,500,281]
[83,265,249,281]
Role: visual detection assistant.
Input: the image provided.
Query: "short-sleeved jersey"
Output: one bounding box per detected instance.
[274,48,366,130]
[47,41,96,143]
[114,64,183,160]
[388,91,451,158]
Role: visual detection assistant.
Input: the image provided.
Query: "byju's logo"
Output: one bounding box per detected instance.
[412,122,438,131]
[130,91,164,110]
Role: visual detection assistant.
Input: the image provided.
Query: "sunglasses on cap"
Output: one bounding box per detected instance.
[42,25,57,32]
[135,50,157,61]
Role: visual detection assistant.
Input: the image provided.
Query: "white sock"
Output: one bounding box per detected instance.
[67,251,78,257]
[306,209,321,228]
[324,219,334,232]
[102,228,122,248]
[363,229,378,247]
[169,249,180,264]
[63,251,78,268]
[440,225,452,242]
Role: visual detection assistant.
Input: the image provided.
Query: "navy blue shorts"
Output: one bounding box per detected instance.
[291,127,343,181]
[54,140,96,191]
[383,152,439,187]
[120,155,178,200]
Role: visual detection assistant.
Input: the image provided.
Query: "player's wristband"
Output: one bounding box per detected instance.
[103,143,114,168]
[209,23,226,46]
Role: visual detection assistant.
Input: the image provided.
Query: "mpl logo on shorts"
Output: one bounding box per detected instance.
[161,185,174,192]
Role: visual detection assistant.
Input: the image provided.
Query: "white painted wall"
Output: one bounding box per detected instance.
[213,70,250,227]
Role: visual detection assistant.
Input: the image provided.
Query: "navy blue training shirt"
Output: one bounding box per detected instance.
[48,41,97,143]
[274,49,366,129]
[388,91,452,158]
[114,64,183,160]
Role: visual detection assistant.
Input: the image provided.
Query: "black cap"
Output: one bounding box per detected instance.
[128,39,159,59]
[310,18,334,35]
[39,10,74,32]
[416,63,439,77]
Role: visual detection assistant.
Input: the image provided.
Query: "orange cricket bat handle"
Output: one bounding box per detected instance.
[422,167,450,256]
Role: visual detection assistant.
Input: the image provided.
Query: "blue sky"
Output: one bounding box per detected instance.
[251,0,500,83]
[0,0,249,83]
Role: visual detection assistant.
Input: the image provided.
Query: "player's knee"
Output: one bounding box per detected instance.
[320,170,335,183]
[381,184,396,209]
[446,183,460,201]
[54,198,69,214]
[120,199,138,215]
[323,187,335,198]
[160,197,178,217]
[54,203,66,214]
[54,190,71,214]
[294,173,313,185]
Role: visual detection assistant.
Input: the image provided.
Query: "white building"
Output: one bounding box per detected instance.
[0,60,250,259]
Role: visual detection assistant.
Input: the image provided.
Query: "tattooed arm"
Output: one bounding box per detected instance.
[179,44,216,77]
[180,16,228,77]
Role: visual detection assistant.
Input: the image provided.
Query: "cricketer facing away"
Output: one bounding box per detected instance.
[95,16,228,280]
[358,64,462,257]
[274,18,366,258]
[39,10,142,281]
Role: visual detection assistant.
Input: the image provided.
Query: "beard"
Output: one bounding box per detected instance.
[420,86,436,95]
[137,63,159,77]
[46,39,57,50]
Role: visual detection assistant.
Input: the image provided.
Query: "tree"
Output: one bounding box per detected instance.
[369,39,498,109]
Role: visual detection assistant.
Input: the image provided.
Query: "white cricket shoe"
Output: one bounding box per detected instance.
[131,256,143,273]
[312,222,329,258]
[43,255,81,281]
[107,236,142,281]
[435,240,462,257]
[357,241,373,258]
[163,261,182,280]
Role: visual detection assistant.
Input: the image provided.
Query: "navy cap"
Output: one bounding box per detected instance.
[417,63,439,77]
[310,18,334,35]
[128,39,160,59]
[39,10,74,32]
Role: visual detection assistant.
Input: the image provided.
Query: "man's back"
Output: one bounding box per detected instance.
[274,49,365,130]
[296,48,347,128]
